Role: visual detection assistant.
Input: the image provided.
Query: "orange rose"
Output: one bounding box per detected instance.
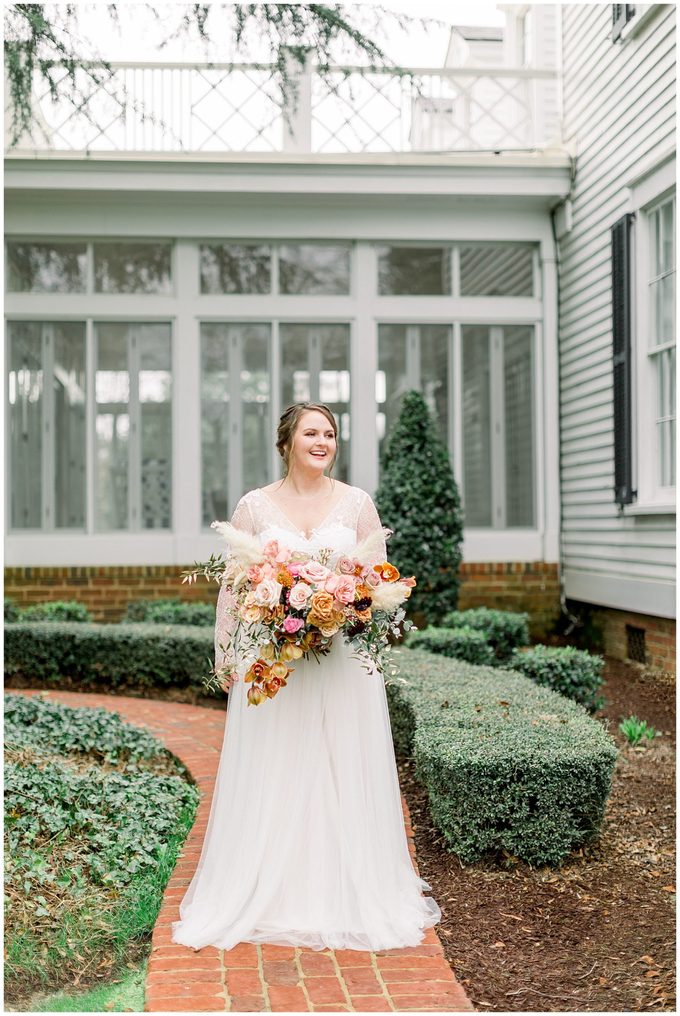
[308,590,335,621]
[354,607,373,622]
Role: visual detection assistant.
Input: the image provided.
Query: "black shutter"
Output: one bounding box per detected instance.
[611,212,636,506]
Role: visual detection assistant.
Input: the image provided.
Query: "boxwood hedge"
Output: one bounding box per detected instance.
[386,646,618,867]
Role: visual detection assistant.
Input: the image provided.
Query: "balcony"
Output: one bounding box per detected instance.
[7,59,561,157]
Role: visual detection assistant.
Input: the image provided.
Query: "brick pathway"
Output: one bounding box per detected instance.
[12,690,475,1013]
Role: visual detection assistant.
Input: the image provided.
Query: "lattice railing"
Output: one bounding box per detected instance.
[7,61,558,154]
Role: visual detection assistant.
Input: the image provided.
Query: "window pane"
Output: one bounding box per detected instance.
[279,244,350,295]
[377,247,451,295]
[281,324,311,405]
[280,323,350,482]
[460,243,534,296]
[319,326,350,484]
[420,325,450,446]
[54,323,86,528]
[94,242,172,294]
[504,326,534,526]
[656,346,676,487]
[8,322,43,528]
[201,324,230,526]
[200,244,271,294]
[462,326,492,526]
[377,325,407,467]
[139,324,172,529]
[7,242,87,293]
[95,324,130,530]
[241,326,271,497]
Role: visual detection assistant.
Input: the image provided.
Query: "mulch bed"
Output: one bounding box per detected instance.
[398,655,676,1012]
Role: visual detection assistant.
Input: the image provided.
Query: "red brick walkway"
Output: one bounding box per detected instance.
[13,690,475,1013]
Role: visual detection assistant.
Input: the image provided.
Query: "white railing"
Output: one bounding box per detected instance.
[8,60,559,155]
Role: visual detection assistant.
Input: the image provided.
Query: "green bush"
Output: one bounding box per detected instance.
[375,390,463,623]
[442,607,530,663]
[407,626,495,666]
[509,644,605,713]
[385,646,618,867]
[18,600,93,623]
[4,622,217,695]
[4,693,199,1000]
[5,597,20,623]
[124,598,215,627]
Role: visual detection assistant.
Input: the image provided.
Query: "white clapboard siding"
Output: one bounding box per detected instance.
[557,3,676,617]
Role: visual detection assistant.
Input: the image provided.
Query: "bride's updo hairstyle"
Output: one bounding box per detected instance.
[276,402,339,481]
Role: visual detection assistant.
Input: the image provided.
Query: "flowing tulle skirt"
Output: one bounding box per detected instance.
[171,636,441,952]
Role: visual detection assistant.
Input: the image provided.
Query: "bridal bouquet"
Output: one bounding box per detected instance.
[181,524,416,706]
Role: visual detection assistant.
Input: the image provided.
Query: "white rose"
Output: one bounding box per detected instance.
[253,577,283,609]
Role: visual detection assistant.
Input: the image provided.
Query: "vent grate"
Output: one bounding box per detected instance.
[626,624,647,664]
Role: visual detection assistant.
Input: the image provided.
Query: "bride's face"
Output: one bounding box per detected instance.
[289,410,337,476]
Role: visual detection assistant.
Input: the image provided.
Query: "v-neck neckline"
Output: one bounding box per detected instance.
[257,485,353,540]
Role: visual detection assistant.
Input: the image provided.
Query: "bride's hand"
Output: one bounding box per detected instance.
[219,671,239,692]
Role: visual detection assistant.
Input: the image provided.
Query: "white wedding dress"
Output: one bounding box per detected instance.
[171,484,441,952]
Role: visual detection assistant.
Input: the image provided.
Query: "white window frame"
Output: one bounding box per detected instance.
[625,151,676,513]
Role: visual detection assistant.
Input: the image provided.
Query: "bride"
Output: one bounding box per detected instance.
[171,401,441,952]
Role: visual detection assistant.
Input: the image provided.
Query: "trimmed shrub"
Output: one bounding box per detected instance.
[375,390,463,623]
[4,622,217,695]
[407,626,495,666]
[18,600,93,623]
[442,606,530,663]
[5,598,20,623]
[509,644,605,713]
[124,598,215,627]
[385,646,618,867]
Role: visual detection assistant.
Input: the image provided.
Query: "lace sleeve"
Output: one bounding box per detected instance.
[214,494,254,675]
[356,490,389,566]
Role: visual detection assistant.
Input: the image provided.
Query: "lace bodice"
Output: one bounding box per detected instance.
[214,485,388,674]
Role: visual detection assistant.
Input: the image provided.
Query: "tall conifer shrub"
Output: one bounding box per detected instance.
[375,390,463,624]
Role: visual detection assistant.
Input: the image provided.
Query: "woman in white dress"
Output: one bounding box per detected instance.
[171,402,441,953]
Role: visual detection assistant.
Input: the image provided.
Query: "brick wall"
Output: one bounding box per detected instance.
[571,601,676,678]
[4,561,562,638]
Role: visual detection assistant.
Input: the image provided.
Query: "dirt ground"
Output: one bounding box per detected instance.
[398,655,676,1012]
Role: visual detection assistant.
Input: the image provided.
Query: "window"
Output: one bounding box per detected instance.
[646,195,676,490]
[459,243,534,296]
[278,244,351,295]
[377,324,450,458]
[280,323,351,480]
[462,325,535,527]
[7,321,87,529]
[93,242,172,294]
[628,154,676,510]
[200,322,271,524]
[95,322,172,530]
[612,5,636,41]
[377,247,452,295]
[7,242,87,293]
[200,244,271,294]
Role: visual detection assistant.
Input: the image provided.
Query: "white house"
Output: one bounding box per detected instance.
[4,4,675,670]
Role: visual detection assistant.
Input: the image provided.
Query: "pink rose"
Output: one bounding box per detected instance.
[275,546,292,564]
[263,539,279,558]
[283,615,304,634]
[365,569,381,588]
[247,564,263,583]
[338,556,356,574]
[288,581,313,609]
[324,573,341,595]
[288,564,301,577]
[333,575,357,604]
[298,560,330,584]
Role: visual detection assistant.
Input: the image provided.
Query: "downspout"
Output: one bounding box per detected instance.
[549,152,583,637]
